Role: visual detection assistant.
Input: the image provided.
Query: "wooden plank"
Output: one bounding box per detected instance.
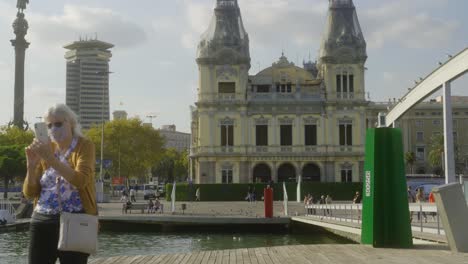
[201,251,212,264]
[265,247,282,264]
[229,249,237,264]
[235,248,243,264]
[222,249,230,264]
[246,248,259,264]
[177,253,193,264]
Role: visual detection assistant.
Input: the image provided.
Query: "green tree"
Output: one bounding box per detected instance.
[0,126,34,146]
[152,149,189,183]
[86,118,165,182]
[405,152,415,174]
[428,135,444,175]
[0,145,27,199]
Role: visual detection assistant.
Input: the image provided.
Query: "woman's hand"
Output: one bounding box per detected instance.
[25,145,40,169]
[28,139,55,163]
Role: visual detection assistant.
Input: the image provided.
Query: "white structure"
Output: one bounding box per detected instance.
[64,39,114,130]
[384,48,468,184]
[159,125,191,152]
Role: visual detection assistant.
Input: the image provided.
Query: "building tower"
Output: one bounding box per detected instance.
[318,0,368,182]
[319,0,367,101]
[11,0,30,129]
[64,39,113,130]
[192,0,251,183]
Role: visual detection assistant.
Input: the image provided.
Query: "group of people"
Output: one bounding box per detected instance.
[304,193,333,216]
[245,186,257,202]
[120,188,136,203]
[407,186,436,223]
[146,198,163,214]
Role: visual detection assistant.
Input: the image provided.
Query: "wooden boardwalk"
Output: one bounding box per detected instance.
[89,244,468,264]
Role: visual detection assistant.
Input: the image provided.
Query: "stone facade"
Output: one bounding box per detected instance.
[190,0,468,184]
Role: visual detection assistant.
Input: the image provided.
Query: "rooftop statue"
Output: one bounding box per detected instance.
[17,0,29,12]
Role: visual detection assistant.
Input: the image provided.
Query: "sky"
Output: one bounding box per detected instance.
[0,0,467,133]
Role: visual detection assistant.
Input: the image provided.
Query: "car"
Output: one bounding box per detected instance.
[158,184,166,198]
[143,184,158,200]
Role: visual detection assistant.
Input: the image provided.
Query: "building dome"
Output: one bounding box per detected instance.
[197,0,250,65]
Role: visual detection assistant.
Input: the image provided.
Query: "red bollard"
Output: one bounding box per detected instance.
[264,187,273,218]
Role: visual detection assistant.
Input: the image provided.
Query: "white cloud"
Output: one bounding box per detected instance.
[180,0,328,52]
[28,5,148,50]
[361,1,458,49]
[383,72,395,82]
[0,61,13,82]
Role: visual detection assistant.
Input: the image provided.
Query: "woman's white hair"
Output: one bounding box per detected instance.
[44,103,83,137]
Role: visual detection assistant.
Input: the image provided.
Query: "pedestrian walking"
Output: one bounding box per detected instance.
[130,188,136,202]
[416,188,427,223]
[195,187,200,201]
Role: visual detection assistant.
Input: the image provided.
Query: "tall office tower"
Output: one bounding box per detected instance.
[64,39,114,130]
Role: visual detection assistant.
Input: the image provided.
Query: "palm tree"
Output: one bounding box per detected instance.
[405,152,415,174]
[428,135,444,176]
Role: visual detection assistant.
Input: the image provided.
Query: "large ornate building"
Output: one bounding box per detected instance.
[190,0,468,184]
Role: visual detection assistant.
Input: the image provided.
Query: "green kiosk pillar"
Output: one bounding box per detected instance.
[361,128,413,248]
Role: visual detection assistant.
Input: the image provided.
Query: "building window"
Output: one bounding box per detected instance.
[336,72,354,98]
[304,125,317,146]
[256,125,268,146]
[415,120,424,127]
[416,132,424,142]
[257,85,270,93]
[416,147,425,161]
[222,169,233,184]
[286,83,292,93]
[218,82,235,93]
[341,169,352,182]
[220,125,234,146]
[453,132,457,143]
[280,125,292,146]
[339,123,353,146]
[433,120,441,126]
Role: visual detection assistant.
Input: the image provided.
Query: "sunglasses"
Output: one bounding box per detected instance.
[47,122,64,129]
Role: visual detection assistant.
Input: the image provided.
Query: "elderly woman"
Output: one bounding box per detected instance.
[23,104,96,264]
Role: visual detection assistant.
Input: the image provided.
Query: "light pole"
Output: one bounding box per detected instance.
[147,115,157,127]
[96,70,113,202]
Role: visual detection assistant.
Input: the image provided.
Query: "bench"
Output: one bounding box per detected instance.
[122,203,147,214]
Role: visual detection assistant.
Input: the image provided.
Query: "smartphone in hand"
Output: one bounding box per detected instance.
[34,122,49,143]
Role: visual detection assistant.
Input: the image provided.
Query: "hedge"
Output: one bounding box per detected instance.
[165,182,362,202]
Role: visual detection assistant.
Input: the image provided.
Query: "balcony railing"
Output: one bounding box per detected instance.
[191,145,365,155]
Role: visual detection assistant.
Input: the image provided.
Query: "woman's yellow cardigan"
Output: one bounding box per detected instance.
[23,137,98,216]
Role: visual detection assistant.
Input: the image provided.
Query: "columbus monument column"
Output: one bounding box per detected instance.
[11,0,30,129]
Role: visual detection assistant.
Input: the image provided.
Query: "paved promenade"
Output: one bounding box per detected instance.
[89,244,468,264]
[99,200,306,218]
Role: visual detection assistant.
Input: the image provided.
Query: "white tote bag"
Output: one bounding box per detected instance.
[55,137,99,255]
[58,212,98,255]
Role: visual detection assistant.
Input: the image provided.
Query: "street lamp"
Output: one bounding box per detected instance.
[147,115,157,127]
[95,70,113,202]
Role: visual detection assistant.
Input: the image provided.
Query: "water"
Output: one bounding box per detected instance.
[1,230,352,263]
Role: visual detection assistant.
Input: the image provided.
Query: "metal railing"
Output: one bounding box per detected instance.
[0,199,17,223]
[305,203,443,235]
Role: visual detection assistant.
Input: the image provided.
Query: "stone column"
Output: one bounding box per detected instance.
[272,161,278,183]
[11,12,30,129]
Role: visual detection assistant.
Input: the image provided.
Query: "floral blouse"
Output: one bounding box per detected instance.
[34,138,83,215]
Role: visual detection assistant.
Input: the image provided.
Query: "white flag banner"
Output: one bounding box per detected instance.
[283,182,288,216]
[171,181,176,213]
[297,174,302,203]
